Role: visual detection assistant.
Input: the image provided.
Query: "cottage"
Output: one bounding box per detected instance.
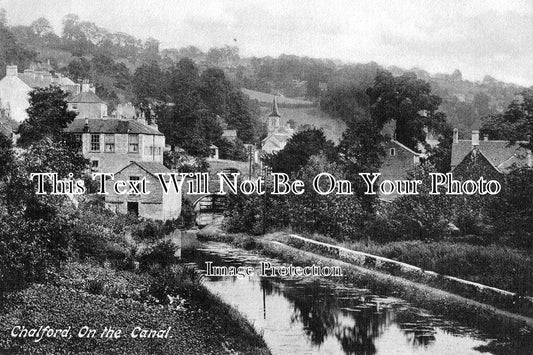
[104,161,181,221]
[64,117,165,173]
[0,65,79,122]
[451,129,532,180]
[379,139,423,200]
[67,80,107,119]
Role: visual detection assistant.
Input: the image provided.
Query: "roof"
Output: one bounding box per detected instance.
[451,140,529,173]
[391,140,423,156]
[0,120,19,138]
[0,122,12,138]
[15,71,75,89]
[269,96,280,117]
[65,118,163,136]
[69,91,105,104]
[222,129,237,137]
[116,161,170,176]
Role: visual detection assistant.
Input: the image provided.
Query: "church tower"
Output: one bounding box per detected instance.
[267,96,280,133]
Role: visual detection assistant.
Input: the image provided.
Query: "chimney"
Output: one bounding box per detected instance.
[83,117,89,132]
[24,69,35,79]
[453,128,458,144]
[81,79,91,93]
[527,151,532,168]
[471,130,479,147]
[6,65,18,76]
[483,134,489,141]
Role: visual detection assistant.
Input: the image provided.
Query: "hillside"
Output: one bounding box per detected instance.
[242,89,346,143]
[1,11,527,140]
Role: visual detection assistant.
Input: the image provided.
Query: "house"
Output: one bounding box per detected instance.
[0,65,79,122]
[64,117,165,173]
[451,129,531,179]
[261,97,295,154]
[379,139,424,200]
[222,129,238,142]
[104,161,181,221]
[67,80,107,119]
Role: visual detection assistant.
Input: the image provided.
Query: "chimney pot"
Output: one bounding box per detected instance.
[6,65,18,76]
[472,130,479,146]
[453,128,459,144]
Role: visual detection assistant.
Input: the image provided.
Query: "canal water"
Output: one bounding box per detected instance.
[182,238,497,355]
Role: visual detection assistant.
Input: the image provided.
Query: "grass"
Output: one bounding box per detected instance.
[0,261,270,355]
[289,234,533,297]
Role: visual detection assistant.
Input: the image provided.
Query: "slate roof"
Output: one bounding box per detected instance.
[68,91,106,104]
[116,161,170,176]
[451,140,529,173]
[65,118,163,135]
[16,72,74,89]
[0,120,19,138]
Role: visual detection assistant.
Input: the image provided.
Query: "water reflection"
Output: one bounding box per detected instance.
[182,241,491,355]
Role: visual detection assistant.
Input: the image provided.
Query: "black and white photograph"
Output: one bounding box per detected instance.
[0,1,532,354]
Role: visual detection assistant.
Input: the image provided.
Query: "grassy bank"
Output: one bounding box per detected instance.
[290,233,533,297]
[197,227,533,354]
[0,261,270,355]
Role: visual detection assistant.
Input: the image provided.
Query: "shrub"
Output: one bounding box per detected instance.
[138,240,178,271]
[148,265,204,303]
[86,279,104,295]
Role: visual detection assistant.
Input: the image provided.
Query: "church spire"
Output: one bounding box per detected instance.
[269,96,280,117]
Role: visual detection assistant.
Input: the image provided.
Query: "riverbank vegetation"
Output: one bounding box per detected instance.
[197,228,533,354]
[0,113,269,353]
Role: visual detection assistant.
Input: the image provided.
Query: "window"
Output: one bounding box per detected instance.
[90,134,100,152]
[390,148,396,156]
[104,134,115,152]
[74,133,82,142]
[129,176,140,195]
[128,134,139,153]
[91,160,99,170]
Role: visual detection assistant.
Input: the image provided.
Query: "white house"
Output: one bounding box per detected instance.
[0,65,79,122]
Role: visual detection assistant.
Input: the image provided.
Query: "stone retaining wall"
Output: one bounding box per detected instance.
[287,234,533,311]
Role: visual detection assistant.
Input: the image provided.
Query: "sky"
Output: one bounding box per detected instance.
[1,0,532,86]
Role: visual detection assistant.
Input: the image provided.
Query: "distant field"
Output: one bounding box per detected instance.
[242,88,315,106]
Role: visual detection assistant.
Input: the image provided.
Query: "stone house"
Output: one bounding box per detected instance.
[64,117,165,173]
[379,139,424,200]
[104,161,181,221]
[0,65,79,122]
[67,81,108,119]
[451,129,531,179]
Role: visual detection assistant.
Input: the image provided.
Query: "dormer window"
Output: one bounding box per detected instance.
[390,148,396,156]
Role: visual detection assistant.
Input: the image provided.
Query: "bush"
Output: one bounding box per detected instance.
[148,265,204,303]
[86,279,104,295]
[138,240,178,271]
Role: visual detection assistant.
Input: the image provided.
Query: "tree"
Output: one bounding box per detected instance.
[132,61,164,105]
[17,87,77,147]
[0,8,7,27]
[31,17,53,37]
[490,167,533,249]
[481,89,533,150]
[262,128,335,175]
[366,70,442,151]
[337,115,386,210]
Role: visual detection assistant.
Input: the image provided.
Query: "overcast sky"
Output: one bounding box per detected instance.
[2,0,532,86]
